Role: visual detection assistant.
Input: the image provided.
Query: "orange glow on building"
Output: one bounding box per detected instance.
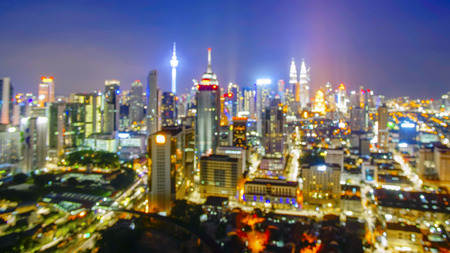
[155,134,166,144]
[338,83,345,90]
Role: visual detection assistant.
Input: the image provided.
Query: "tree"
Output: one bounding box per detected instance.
[13,173,28,184]
[34,174,56,188]
[67,177,78,188]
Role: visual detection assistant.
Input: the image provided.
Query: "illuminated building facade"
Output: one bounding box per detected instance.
[48,103,86,155]
[289,59,297,91]
[0,125,21,167]
[256,79,271,134]
[148,127,189,215]
[232,117,247,149]
[302,164,341,206]
[147,70,161,135]
[262,97,285,156]
[38,76,54,107]
[336,83,347,112]
[299,59,310,109]
[0,77,13,124]
[161,91,177,127]
[312,89,326,114]
[350,106,365,132]
[20,117,48,173]
[227,83,240,118]
[199,154,242,198]
[325,149,344,172]
[399,121,418,144]
[243,178,300,209]
[72,93,102,138]
[242,87,255,118]
[129,80,145,125]
[196,48,220,157]
[102,80,120,134]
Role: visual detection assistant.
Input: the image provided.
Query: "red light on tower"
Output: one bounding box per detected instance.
[196,85,200,90]
[361,89,365,94]
[212,85,217,90]
[228,93,233,98]
[367,89,371,92]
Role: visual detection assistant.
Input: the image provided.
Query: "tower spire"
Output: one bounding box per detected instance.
[170,42,178,94]
[207,48,212,73]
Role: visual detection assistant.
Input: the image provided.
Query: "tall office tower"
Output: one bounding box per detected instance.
[72,93,102,137]
[378,104,389,152]
[20,117,48,173]
[302,164,341,206]
[242,87,255,118]
[170,42,179,94]
[196,48,220,157]
[199,154,242,198]
[147,70,161,135]
[102,80,120,134]
[299,59,310,109]
[227,83,240,118]
[289,59,297,92]
[337,83,347,112]
[399,121,418,144]
[148,127,190,215]
[161,92,177,127]
[277,80,285,103]
[49,103,86,155]
[312,89,326,114]
[256,79,271,134]
[262,97,285,156]
[232,117,248,149]
[129,80,145,125]
[0,125,21,166]
[350,106,365,132]
[0,77,13,124]
[219,91,230,127]
[38,76,54,107]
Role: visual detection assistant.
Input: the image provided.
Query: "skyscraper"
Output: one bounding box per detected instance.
[147,70,161,135]
[148,127,191,215]
[21,117,48,173]
[227,83,240,118]
[129,80,145,125]
[256,79,271,134]
[161,91,177,127]
[38,76,54,107]
[378,104,389,152]
[72,92,102,137]
[196,48,220,157]
[102,80,120,134]
[289,59,297,92]
[299,59,310,109]
[170,43,179,94]
[0,77,13,125]
[262,97,285,156]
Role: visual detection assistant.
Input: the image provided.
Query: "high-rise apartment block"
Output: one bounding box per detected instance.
[0,77,13,124]
[38,76,54,107]
[199,154,242,198]
[302,164,341,206]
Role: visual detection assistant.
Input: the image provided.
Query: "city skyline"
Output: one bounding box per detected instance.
[1,0,449,98]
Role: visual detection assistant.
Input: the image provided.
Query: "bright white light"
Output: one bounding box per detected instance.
[39,95,45,100]
[401,122,415,128]
[399,143,408,148]
[7,127,16,133]
[317,165,326,171]
[256,79,271,85]
[338,122,345,129]
[118,133,130,138]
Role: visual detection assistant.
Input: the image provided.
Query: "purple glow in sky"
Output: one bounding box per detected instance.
[0,0,449,98]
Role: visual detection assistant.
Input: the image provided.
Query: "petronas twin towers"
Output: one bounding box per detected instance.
[289,58,310,109]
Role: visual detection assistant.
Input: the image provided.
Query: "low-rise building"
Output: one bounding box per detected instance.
[243,178,300,209]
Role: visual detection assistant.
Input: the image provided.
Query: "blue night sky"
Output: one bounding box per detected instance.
[0,0,449,98]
